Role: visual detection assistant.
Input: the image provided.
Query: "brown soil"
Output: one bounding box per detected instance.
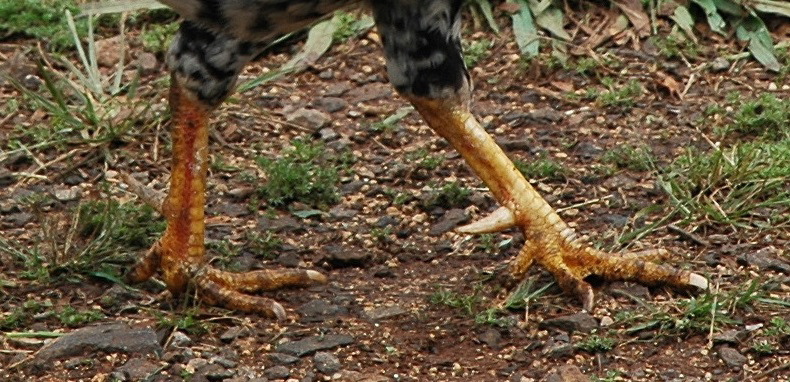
[1,6,788,382]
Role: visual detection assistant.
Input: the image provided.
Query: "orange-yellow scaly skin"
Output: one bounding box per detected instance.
[127,78,326,319]
[409,96,705,309]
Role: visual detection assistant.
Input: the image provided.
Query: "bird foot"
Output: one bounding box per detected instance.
[459,207,708,311]
[122,193,327,320]
[408,97,708,311]
[119,79,327,319]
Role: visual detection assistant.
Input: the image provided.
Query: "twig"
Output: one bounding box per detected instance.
[121,173,165,214]
[751,361,790,381]
[557,196,612,213]
[667,224,709,247]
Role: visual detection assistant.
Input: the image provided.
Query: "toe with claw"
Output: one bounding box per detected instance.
[122,79,326,319]
[409,96,708,310]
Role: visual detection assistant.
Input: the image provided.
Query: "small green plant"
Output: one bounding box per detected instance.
[370,227,393,243]
[650,34,701,60]
[430,287,479,316]
[57,307,104,328]
[601,145,655,172]
[332,11,373,42]
[420,181,472,210]
[514,156,567,181]
[463,39,492,68]
[141,21,179,54]
[474,308,516,327]
[0,300,49,330]
[0,0,85,51]
[244,231,282,260]
[257,139,344,208]
[384,188,413,206]
[156,309,211,336]
[597,78,642,109]
[475,234,496,253]
[659,140,789,229]
[592,370,622,382]
[2,199,164,282]
[407,148,445,171]
[576,333,616,353]
[727,94,789,141]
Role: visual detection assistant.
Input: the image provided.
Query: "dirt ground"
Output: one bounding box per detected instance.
[1,5,788,382]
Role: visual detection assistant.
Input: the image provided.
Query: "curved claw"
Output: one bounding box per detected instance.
[457,206,515,234]
[195,267,328,319]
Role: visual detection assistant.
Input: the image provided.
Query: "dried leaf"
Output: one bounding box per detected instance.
[655,72,683,99]
[612,0,651,37]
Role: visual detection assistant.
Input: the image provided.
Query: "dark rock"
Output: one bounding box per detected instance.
[609,282,651,300]
[136,52,158,74]
[287,108,330,131]
[539,313,598,333]
[6,212,33,227]
[713,330,747,345]
[598,214,629,228]
[737,247,790,274]
[0,169,15,187]
[477,328,502,350]
[258,216,305,233]
[710,57,730,72]
[321,245,372,268]
[717,346,747,368]
[194,362,229,382]
[276,334,354,357]
[495,138,533,152]
[704,252,722,267]
[63,174,84,186]
[544,365,589,382]
[209,202,249,217]
[314,97,347,113]
[574,142,604,160]
[542,341,574,359]
[318,69,334,80]
[328,206,358,220]
[428,208,469,236]
[301,371,317,382]
[374,215,399,228]
[297,300,349,322]
[269,352,300,365]
[54,187,80,202]
[324,82,351,97]
[264,365,291,379]
[340,180,366,195]
[363,305,407,321]
[226,186,254,200]
[114,358,161,381]
[347,83,393,104]
[206,367,235,381]
[313,351,341,374]
[219,327,248,344]
[32,323,161,368]
[276,252,302,268]
[170,331,192,347]
[317,127,339,141]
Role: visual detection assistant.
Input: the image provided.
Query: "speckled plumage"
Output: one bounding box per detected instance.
[161,0,468,105]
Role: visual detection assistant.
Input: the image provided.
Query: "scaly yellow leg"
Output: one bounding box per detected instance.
[126,77,326,319]
[408,96,707,310]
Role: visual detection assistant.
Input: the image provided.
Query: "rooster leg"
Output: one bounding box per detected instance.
[407,96,708,310]
[126,78,325,319]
